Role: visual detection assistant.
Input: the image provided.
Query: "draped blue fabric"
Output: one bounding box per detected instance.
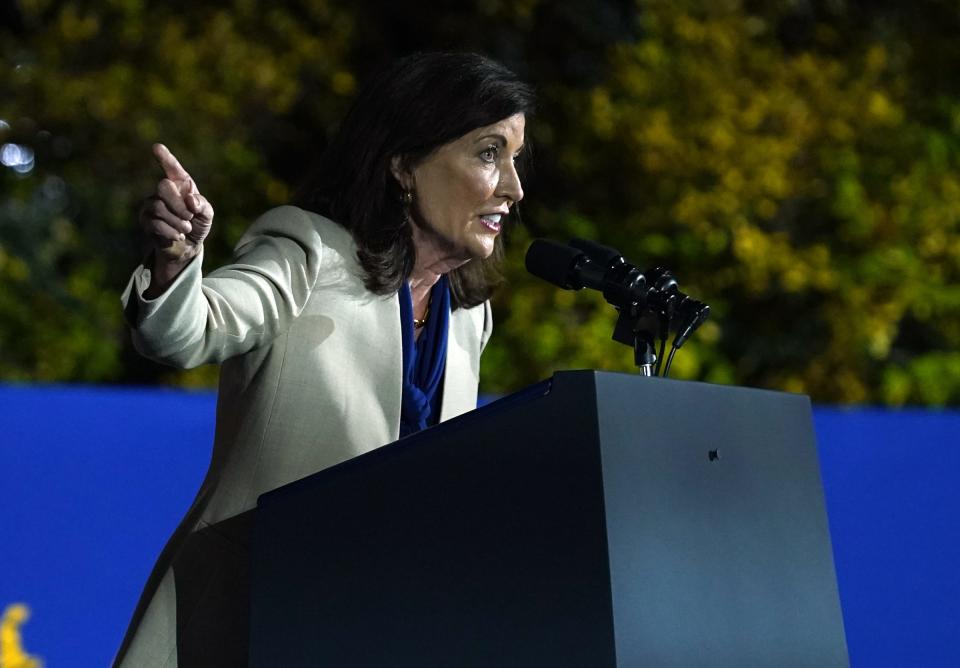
[398,275,450,437]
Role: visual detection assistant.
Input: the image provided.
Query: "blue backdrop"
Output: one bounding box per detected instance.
[2,383,958,666]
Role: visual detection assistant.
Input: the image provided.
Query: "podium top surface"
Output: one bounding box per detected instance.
[259,370,812,508]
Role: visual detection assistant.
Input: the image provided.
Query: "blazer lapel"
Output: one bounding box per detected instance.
[439,306,482,421]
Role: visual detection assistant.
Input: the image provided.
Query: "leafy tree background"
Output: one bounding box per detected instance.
[2,0,960,405]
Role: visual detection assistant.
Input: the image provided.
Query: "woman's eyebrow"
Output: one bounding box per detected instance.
[475,133,525,152]
[475,133,508,145]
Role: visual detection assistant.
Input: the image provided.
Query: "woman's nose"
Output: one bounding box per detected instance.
[498,162,524,205]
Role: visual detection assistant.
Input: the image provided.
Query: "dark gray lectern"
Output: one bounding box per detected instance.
[251,371,848,667]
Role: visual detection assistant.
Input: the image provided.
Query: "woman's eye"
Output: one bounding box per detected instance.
[480,146,499,163]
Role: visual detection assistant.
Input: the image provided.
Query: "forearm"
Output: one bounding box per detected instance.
[123,206,325,368]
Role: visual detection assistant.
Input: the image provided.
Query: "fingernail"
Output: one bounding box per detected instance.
[192,195,201,208]
[179,233,185,241]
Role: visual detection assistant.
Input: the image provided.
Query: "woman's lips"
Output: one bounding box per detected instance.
[479,213,502,232]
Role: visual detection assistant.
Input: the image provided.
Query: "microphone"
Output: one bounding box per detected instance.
[525,237,712,376]
[525,238,650,311]
[523,238,593,290]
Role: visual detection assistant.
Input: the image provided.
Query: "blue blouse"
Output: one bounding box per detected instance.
[398,275,450,437]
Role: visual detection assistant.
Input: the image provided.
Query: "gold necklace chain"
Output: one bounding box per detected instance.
[414,292,431,329]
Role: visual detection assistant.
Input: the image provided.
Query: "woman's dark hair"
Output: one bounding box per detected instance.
[301,52,535,309]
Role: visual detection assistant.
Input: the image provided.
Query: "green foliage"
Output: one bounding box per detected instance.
[3,0,960,405]
[485,0,960,405]
[2,0,355,383]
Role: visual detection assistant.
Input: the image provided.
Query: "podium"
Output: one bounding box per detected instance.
[250,371,848,666]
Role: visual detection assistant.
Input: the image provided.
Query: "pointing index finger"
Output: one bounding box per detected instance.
[152,143,191,182]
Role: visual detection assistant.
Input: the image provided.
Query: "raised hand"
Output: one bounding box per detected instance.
[138,144,215,297]
[141,143,214,264]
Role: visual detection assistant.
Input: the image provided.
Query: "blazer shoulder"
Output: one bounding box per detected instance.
[238,206,352,254]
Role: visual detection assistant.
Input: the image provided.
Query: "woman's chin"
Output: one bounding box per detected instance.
[469,239,496,261]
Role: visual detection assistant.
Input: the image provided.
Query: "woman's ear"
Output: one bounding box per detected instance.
[389,155,414,191]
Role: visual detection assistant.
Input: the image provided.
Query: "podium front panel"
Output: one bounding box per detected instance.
[251,373,617,667]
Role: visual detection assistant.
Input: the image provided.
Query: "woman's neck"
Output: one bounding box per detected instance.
[408,225,469,301]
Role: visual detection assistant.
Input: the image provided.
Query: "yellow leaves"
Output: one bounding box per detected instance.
[135,117,159,141]
[941,174,960,202]
[57,4,99,42]
[792,52,838,84]
[731,224,785,294]
[668,340,701,378]
[881,366,912,406]
[706,121,736,152]
[332,71,356,96]
[252,62,279,90]
[728,221,841,297]
[867,324,894,360]
[755,198,777,219]
[780,265,807,293]
[674,14,707,43]
[205,93,233,118]
[920,230,948,257]
[0,250,29,282]
[638,109,678,150]
[834,371,868,404]
[865,91,903,127]
[739,92,769,131]
[668,6,741,58]
[833,173,871,234]
[886,354,960,406]
[696,319,721,344]
[781,376,806,395]
[671,190,707,226]
[264,178,289,205]
[864,44,888,75]
[481,0,540,21]
[635,41,667,70]
[721,167,743,191]
[759,165,789,200]
[86,82,127,122]
[827,119,854,142]
[634,109,681,172]
[589,88,615,139]
[161,365,221,389]
[17,0,53,22]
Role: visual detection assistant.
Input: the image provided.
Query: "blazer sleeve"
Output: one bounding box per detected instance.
[121,205,324,369]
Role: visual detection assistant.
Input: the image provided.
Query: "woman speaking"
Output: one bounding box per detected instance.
[116,52,533,666]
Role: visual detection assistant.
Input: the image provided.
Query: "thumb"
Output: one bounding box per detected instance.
[185,192,214,226]
[186,193,202,215]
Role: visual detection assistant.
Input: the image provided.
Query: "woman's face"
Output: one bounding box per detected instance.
[402,113,526,264]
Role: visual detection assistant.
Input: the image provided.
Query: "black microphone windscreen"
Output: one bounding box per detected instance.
[569,238,622,266]
[525,239,584,290]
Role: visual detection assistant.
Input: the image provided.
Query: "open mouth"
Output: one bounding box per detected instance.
[479,213,503,232]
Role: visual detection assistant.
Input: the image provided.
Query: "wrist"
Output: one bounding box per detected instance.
[145,243,200,298]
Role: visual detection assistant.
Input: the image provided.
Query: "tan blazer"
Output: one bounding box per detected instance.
[115,205,492,667]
